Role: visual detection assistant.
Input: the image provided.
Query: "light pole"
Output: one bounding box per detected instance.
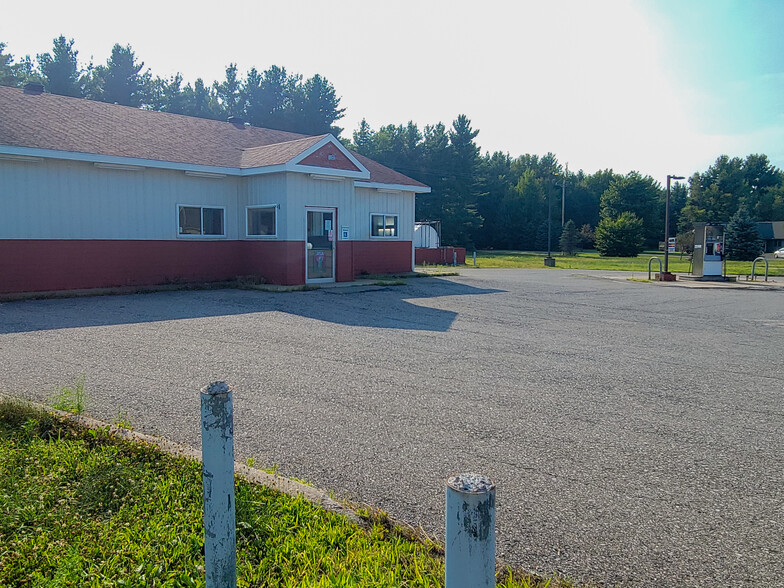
[664,174,685,276]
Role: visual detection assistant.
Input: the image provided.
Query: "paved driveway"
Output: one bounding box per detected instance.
[1,269,782,587]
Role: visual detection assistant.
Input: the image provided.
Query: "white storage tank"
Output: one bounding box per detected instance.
[414,223,440,248]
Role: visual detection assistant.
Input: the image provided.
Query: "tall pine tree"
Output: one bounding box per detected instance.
[725,206,762,260]
[37,36,84,97]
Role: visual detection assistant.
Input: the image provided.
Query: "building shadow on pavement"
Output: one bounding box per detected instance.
[0,278,504,334]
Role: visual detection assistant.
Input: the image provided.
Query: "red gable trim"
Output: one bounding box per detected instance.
[298,143,361,172]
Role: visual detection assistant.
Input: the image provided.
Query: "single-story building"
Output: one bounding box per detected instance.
[0,84,430,294]
[757,221,784,253]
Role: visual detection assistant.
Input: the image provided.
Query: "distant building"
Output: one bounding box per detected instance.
[0,85,430,294]
[756,221,784,252]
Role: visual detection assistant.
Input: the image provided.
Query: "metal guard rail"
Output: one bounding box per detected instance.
[751,256,769,282]
[648,257,663,281]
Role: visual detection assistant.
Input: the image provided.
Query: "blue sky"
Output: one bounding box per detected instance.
[644,0,784,135]
[2,0,782,182]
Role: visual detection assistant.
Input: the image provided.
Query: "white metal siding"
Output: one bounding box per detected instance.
[242,174,288,239]
[240,175,415,242]
[1,158,417,242]
[353,187,415,240]
[284,173,355,240]
[1,159,240,239]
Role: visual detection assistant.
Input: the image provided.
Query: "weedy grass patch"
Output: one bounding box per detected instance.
[50,375,87,415]
[0,398,575,588]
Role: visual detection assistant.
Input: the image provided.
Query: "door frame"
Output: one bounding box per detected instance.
[305,207,337,284]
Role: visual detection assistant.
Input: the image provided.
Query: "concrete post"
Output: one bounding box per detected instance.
[473,251,477,267]
[445,473,496,588]
[201,381,237,588]
[453,250,458,266]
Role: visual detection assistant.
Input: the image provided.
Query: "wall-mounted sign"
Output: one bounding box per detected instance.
[341,226,349,240]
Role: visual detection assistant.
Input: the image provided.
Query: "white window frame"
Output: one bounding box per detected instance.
[176,204,227,238]
[370,213,399,239]
[245,205,278,238]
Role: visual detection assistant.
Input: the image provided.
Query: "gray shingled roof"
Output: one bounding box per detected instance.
[0,85,428,189]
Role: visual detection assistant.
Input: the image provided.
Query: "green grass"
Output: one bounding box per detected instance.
[0,398,576,588]
[468,250,784,276]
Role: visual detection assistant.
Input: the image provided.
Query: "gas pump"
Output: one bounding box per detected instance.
[692,223,725,278]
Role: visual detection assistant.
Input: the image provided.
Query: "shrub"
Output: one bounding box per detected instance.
[595,212,645,257]
[559,220,579,255]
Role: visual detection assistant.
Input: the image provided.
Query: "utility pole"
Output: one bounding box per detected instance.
[555,163,568,227]
[544,175,555,266]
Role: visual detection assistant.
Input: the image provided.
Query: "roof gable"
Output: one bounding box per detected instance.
[296,141,361,172]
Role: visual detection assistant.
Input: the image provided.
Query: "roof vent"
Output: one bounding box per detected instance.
[228,116,246,128]
[23,82,44,95]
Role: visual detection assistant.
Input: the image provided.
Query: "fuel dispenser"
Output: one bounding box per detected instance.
[692,222,725,278]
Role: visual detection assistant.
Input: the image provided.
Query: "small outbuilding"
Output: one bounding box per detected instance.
[0,85,430,294]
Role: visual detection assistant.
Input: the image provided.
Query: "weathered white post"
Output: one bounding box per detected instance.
[201,381,237,588]
[445,473,496,588]
[473,251,477,266]
[453,250,458,266]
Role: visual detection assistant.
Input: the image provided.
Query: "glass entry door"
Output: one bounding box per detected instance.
[306,208,335,282]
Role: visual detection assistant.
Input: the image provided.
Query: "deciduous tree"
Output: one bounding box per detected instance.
[599,172,662,247]
[595,212,645,257]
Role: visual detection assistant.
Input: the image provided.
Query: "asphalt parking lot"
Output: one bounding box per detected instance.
[1,269,782,587]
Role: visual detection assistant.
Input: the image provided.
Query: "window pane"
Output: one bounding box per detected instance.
[371,214,384,237]
[179,206,202,235]
[248,207,276,236]
[202,208,224,235]
[385,215,398,237]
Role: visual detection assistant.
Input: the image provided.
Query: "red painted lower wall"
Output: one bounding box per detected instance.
[241,241,305,286]
[351,241,413,277]
[0,239,413,294]
[415,247,466,265]
[0,240,247,294]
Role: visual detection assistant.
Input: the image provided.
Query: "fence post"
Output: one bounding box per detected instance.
[445,473,496,588]
[201,381,237,588]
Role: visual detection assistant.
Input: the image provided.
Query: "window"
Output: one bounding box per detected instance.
[371,214,398,238]
[178,205,225,236]
[247,206,277,237]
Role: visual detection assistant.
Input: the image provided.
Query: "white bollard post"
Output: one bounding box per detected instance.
[201,381,237,588]
[445,473,496,588]
[473,251,477,266]
[453,250,458,266]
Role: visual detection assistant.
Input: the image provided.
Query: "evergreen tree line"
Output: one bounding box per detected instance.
[0,37,344,136]
[3,38,784,256]
[350,116,784,254]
